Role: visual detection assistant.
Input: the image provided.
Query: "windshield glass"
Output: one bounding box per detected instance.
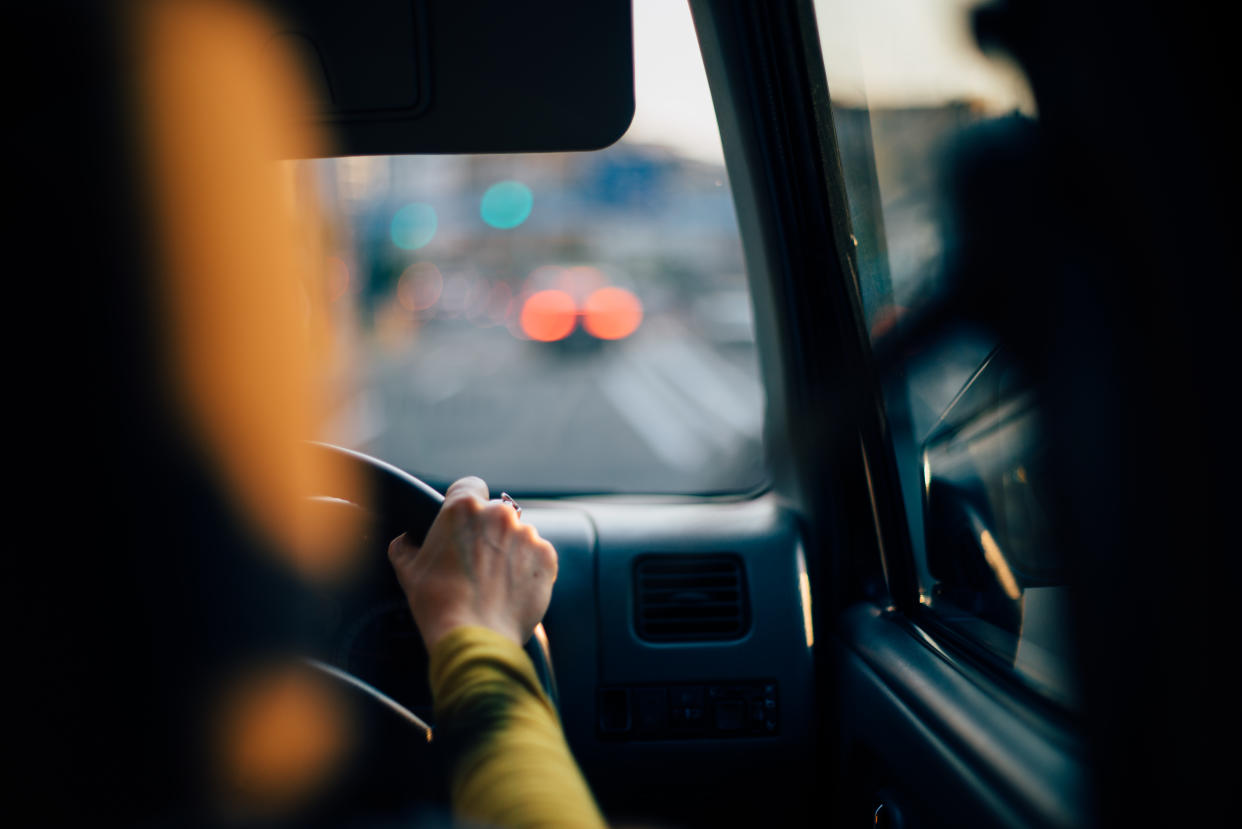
[298,0,764,495]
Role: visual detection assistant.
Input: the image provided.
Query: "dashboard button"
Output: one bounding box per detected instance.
[672,686,704,709]
[715,700,745,731]
[635,688,667,733]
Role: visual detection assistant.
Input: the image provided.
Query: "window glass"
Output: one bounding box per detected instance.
[298,0,764,495]
[813,0,1077,707]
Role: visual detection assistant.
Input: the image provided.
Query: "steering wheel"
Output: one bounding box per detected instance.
[295,442,559,816]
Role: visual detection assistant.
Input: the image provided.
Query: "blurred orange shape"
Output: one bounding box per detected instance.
[520,289,578,341]
[583,286,643,340]
[212,664,353,816]
[326,257,350,302]
[137,0,365,575]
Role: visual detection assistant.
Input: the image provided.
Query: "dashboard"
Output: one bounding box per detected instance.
[322,491,816,827]
[528,495,816,826]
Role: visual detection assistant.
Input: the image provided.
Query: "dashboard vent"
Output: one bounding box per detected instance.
[634,554,749,642]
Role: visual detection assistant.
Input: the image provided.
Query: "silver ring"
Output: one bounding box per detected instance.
[499,492,522,518]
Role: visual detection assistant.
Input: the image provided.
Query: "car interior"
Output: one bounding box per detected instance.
[17,1,1236,827]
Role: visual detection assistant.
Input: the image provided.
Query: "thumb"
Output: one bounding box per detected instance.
[443,476,489,506]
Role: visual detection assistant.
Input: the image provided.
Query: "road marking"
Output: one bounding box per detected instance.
[596,335,763,471]
[626,355,738,453]
[635,336,763,436]
[597,364,712,472]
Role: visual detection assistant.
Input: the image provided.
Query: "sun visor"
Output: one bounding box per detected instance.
[265,0,634,156]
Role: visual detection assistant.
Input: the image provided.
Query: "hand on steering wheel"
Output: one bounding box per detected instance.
[306,443,561,710]
[388,476,558,652]
[279,446,562,817]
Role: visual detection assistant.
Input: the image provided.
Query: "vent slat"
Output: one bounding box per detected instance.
[641,600,740,610]
[639,577,738,588]
[638,563,738,574]
[640,594,735,606]
[634,554,749,642]
[643,612,742,621]
[642,621,742,634]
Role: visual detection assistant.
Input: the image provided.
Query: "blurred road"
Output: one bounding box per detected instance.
[328,317,766,494]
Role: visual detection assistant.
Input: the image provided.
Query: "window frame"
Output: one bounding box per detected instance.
[797,0,1081,715]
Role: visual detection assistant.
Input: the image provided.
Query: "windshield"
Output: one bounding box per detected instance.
[298,0,764,495]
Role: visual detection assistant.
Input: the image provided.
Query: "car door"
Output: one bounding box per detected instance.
[691,1,1240,827]
[691,1,1091,826]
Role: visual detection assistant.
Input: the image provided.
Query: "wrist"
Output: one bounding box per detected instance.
[420,613,521,652]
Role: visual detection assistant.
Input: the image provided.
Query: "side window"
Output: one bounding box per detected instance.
[812,0,1076,707]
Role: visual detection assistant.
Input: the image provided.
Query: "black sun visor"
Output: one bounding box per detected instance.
[266,0,635,156]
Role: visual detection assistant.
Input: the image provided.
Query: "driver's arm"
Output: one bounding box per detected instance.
[388,477,606,829]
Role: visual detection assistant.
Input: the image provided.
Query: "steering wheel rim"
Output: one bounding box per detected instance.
[308,442,560,713]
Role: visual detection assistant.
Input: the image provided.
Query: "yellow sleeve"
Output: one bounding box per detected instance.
[428,626,607,829]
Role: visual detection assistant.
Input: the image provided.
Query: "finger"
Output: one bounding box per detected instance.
[482,501,520,541]
[488,497,522,522]
[444,475,489,506]
[386,532,421,564]
[535,538,558,578]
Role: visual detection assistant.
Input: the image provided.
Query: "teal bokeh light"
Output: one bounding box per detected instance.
[480,181,534,229]
[390,203,438,250]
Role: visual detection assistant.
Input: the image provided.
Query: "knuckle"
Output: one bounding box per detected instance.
[526,526,550,550]
[518,528,558,569]
[443,496,480,522]
[482,504,513,532]
[540,542,559,576]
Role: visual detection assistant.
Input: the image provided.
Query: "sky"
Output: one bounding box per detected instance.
[815,0,1035,113]
[624,0,1035,163]
[625,0,724,164]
